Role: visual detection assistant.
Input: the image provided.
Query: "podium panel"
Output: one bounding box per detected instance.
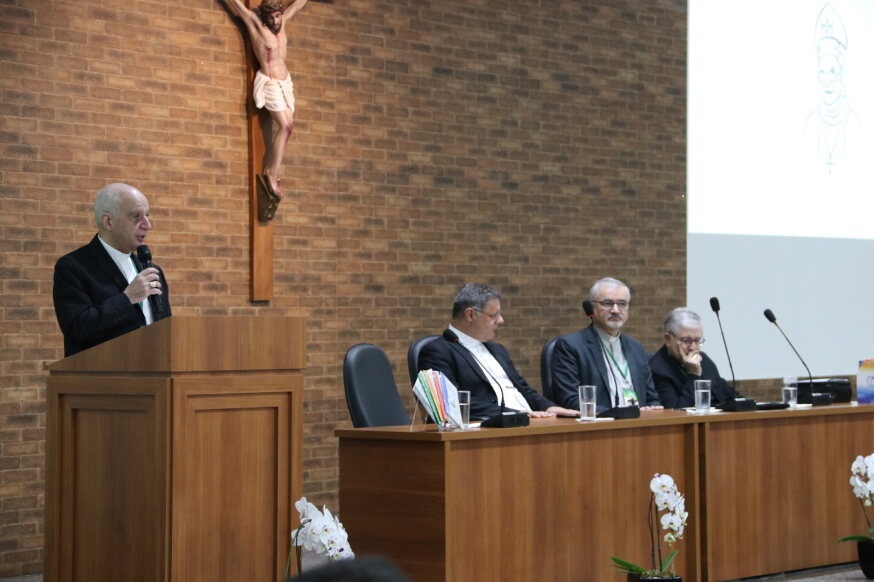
[171,375,298,581]
[48,379,169,582]
[45,317,305,582]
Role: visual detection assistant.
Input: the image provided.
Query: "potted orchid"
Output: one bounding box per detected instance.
[611,473,688,581]
[284,497,354,579]
[837,454,874,578]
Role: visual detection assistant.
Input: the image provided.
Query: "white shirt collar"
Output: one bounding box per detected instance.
[97,235,137,279]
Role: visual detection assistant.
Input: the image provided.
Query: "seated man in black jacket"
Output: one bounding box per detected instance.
[417,282,577,421]
[649,307,738,409]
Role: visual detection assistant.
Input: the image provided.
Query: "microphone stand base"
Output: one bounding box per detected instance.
[809,392,833,406]
[718,398,757,412]
[597,405,641,420]
[481,411,530,428]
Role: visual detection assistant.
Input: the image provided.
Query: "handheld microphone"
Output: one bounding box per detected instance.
[708,297,756,411]
[442,329,529,428]
[136,244,153,269]
[582,299,594,319]
[136,244,163,318]
[763,308,830,406]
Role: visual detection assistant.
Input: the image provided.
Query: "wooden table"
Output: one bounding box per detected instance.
[337,405,872,581]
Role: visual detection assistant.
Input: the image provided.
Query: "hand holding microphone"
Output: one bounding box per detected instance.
[125,268,162,304]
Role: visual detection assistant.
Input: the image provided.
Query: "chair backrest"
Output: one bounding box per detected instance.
[540,337,560,401]
[343,343,411,428]
[407,335,441,385]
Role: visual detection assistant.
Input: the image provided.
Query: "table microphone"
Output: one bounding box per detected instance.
[763,308,831,406]
[709,297,756,411]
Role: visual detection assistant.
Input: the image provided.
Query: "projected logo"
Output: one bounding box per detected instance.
[803,3,864,174]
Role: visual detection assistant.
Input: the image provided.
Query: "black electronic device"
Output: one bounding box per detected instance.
[717,397,757,412]
[481,410,530,428]
[756,401,790,411]
[796,378,850,404]
[597,405,641,419]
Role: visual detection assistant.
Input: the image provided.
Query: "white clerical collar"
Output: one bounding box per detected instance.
[97,235,136,277]
[595,326,622,346]
[449,324,487,353]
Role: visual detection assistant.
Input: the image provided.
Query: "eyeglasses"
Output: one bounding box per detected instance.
[668,333,705,346]
[595,300,630,311]
[472,308,503,321]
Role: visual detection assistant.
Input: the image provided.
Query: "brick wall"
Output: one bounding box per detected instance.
[0,0,687,575]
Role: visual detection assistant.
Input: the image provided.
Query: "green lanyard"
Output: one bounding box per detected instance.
[599,336,630,380]
[599,336,636,403]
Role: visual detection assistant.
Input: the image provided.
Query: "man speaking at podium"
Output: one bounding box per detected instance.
[418,282,577,422]
[53,183,172,357]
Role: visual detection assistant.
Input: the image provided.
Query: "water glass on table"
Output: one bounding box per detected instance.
[458,390,470,427]
[579,385,597,421]
[694,379,711,411]
[782,385,797,408]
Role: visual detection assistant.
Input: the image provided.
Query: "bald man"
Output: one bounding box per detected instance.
[53,182,171,356]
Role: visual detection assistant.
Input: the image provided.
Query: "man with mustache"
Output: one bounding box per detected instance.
[549,277,662,413]
[220,0,308,218]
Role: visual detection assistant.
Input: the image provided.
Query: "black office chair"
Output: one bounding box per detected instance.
[407,335,440,385]
[343,343,411,428]
[540,337,559,401]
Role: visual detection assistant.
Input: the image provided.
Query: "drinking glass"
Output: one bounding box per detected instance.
[694,379,711,411]
[579,385,597,421]
[782,385,797,408]
[458,390,471,427]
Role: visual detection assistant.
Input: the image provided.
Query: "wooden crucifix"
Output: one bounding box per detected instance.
[219,0,309,300]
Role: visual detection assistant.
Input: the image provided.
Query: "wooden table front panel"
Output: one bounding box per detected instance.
[339,419,699,582]
[703,408,868,580]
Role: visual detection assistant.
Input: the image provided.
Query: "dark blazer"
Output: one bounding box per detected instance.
[550,324,660,412]
[649,345,738,409]
[53,235,171,357]
[417,330,555,421]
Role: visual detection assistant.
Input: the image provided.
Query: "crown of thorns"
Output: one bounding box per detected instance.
[258,0,284,13]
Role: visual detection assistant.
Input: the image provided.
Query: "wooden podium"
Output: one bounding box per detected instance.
[45,316,306,582]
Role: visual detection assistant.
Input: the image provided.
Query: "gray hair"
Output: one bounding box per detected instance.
[93,183,129,227]
[588,277,631,301]
[664,307,702,334]
[452,283,501,319]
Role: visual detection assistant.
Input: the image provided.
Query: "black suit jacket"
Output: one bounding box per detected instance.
[649,345,738,409]
[53,235,171,357]
[417,330,555,420]
[550,324,660,412]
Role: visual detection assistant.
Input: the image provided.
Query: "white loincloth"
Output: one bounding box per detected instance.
[253,71,295,113]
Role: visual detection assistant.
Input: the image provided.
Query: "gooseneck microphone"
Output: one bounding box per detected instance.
[709,297,737,389]
[763,308,829,406]
[136,244,163,318]
[709,298,756,411]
